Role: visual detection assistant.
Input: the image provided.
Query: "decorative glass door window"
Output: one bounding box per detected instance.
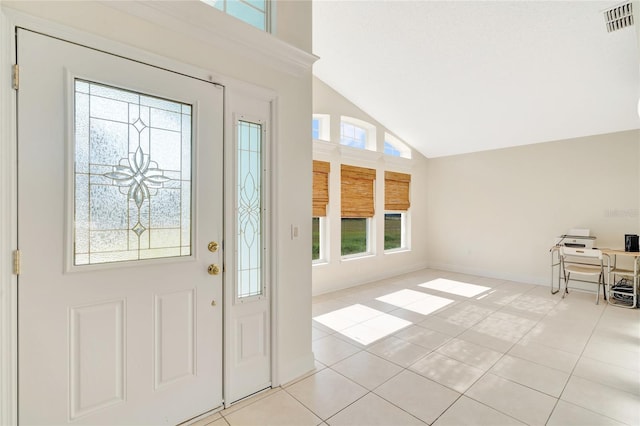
[237,120,263,299]
[74,80,192,265]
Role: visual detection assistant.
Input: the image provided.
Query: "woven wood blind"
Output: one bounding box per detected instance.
[385,171,411,211]
[341,164,376,218]
[313,160,330,217]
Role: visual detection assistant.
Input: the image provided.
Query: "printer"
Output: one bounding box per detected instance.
[554,228,596,249]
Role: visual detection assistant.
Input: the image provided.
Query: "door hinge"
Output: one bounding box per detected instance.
[12,64,19,90]
[13,250,21,275]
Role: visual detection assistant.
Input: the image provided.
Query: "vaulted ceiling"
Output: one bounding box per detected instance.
[312,1,640,158]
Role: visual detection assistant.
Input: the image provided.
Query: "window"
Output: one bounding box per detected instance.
[74,80,192,265]
[384,171,411,251]
[312,114,330,141]
[340,122,366,149]
[202,0,270,32]
[312,113,415,263]
[312,160,330,262]
[237,119,264,299]
[340,117,375,151]
[384,132,411,159]
[312,217,321,260]
[384,141,401,157]
[384,213,403,250]
[341,218,369,256]
[341,165,376,257]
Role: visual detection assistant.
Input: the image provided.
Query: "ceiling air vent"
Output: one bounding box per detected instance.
[604,2,634,32]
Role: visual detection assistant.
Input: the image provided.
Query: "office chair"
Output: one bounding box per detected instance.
[559,247,607,304]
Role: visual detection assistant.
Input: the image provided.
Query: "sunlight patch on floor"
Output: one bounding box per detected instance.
[376,289,454,315]
[419,278,491,298]
[313,304,412,345]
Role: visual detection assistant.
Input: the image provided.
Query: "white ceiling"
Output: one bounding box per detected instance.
[312,1,640,158]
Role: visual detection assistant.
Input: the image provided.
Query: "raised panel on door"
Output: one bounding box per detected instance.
[17,29,223,425]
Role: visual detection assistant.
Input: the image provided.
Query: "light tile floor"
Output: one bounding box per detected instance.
[191,269,640,426]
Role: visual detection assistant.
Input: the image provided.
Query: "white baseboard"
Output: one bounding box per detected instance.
[312,261,430,296]
[426,262,549,287]
[275,351,315,388]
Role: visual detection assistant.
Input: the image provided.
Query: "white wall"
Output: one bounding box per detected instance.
[312,78,429,295]
[426,130,640,285]
[1,0,314,398]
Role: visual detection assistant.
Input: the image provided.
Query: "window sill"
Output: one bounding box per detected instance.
[341,252,375,262]
[312,259,329,267]
[384,248,410,255]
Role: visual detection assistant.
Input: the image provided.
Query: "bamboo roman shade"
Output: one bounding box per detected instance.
[385,171,411,211]
[341,164,376,218]
[312,160,330,217]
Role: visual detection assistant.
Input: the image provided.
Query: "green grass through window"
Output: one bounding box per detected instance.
[385,214,402,250]
[341,218,367,256]
[312,217,320,260]
[312,215,403,260]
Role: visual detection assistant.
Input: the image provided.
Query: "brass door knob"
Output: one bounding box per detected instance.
[208,241,219,252]
[207,264,220,275]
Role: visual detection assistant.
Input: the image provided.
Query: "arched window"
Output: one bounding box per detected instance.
[340,116,376,151]
[384,133,411,159]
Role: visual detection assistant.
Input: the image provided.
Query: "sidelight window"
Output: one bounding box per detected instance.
[236,119,264,299]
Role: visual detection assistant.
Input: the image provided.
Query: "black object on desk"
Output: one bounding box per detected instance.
[624,234,639,252]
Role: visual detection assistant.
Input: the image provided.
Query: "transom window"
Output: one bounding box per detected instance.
[384,132,411,159]
[202,0,271,32]
[340,122,366,150]
[340,116,375,151]
[312,114,330,141]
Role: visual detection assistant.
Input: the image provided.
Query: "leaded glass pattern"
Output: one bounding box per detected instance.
[74,80,192,265]
[237,120,263,299]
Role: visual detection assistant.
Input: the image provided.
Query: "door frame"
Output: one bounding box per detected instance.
[0,8,279,425]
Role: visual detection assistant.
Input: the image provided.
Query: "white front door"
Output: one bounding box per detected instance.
[17,29,223,424]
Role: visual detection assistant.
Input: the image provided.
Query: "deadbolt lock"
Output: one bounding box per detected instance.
[208,241,219,253]
[207,264,220,275]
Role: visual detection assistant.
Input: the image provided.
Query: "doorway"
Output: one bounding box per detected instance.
[17,29,224,424]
